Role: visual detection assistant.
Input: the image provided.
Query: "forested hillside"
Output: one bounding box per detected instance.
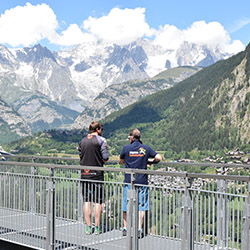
[102,43,250,156]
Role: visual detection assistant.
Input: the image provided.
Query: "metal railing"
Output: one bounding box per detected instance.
[0,155,250,250]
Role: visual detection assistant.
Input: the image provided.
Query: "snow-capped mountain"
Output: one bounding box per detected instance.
[58,39,230,106]
[1,39,233,110]
[57,41,149,106]
[0,39,236,137]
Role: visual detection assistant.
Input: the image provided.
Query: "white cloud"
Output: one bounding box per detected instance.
[0,3,245,55]
[153,21,245,54]
[225,40,246,54]
[152,24,184,50]
[83,7,153,45]
[0,3,58,47]
[52,24,95,46]
[0,4,152,47]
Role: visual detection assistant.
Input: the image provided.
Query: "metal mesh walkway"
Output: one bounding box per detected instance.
[0,207,181,250]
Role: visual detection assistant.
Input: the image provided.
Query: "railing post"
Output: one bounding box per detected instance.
[181,176,193,250]
[29,158,36,213]
[242,179,250,250]
[46,168,56,250]
[217,167,227,249]
[78,170,83,222]
[127,172,138,250]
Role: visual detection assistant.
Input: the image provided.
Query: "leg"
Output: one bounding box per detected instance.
[82,181,93,234]
[122,185,128,236]
[122,211,127,236]
[122,185,128,229]
[83,202,91,226]
[123,211,127,228]
[138,187,148,231]
[94,203,102,227]
[138,211,145,230]
[82,181,92,226]
[94,182,103,227]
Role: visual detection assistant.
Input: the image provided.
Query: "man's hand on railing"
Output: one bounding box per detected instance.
[147,158,160,168]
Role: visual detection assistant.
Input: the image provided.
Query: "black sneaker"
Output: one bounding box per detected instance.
[138,230,144,239]
[122,228,127,236]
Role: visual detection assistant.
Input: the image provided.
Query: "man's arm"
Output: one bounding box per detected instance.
[147,153,162,166]
[154,153,162,162]
[78,142,82,159]
[118,146,126,165]
[118,157,125,165]
[99,137,109,162]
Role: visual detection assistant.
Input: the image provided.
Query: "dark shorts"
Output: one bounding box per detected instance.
[81,181,103,204]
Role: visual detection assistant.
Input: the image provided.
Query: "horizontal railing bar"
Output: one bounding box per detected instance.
[1,154,79,161]
[188,172,250,181]
[3,154,250,169]
[3,154,119,165]
[163,160,250,168]
[1,160,250,182]
[0,160,186,176]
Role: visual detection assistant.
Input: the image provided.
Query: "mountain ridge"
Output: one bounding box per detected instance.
[102,43,250,154]
[1,39,236,110]
[0,39,243,139]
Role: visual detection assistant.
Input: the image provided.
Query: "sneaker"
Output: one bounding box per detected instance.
[95,226,102,235]
[138,229,144,239]
[122,227,127,236]
[85,225,92,235]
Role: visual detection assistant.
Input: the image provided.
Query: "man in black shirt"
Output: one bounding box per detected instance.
[78,121,109,234]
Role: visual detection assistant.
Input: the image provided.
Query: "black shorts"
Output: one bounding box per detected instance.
[81,181,103,204]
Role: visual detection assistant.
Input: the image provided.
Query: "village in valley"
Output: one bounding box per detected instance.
[148,148,250,189]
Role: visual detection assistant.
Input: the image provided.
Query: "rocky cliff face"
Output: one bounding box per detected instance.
[13,93,79,132]
[211,49,250,143]
[72,66,201,129]
[0,98,31,143]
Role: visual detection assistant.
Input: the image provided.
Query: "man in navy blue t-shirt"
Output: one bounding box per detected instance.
[119,128,162,237]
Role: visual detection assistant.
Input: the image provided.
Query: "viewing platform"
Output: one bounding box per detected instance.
[0,155,250,250]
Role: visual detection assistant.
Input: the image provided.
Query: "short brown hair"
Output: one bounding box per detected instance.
[129,128,141,140]
[89,121,102,133]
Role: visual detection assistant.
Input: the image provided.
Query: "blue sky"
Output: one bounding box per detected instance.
[0,0,249,52]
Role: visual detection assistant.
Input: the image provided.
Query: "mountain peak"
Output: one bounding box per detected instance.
[0,44,16,66]
[16,43,57,64]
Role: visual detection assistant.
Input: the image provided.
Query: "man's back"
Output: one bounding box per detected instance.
[120,139,157,184]
[78,134,108,180]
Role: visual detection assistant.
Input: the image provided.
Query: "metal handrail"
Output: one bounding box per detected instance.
[1,157,250,181]
[3,153,250,167]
